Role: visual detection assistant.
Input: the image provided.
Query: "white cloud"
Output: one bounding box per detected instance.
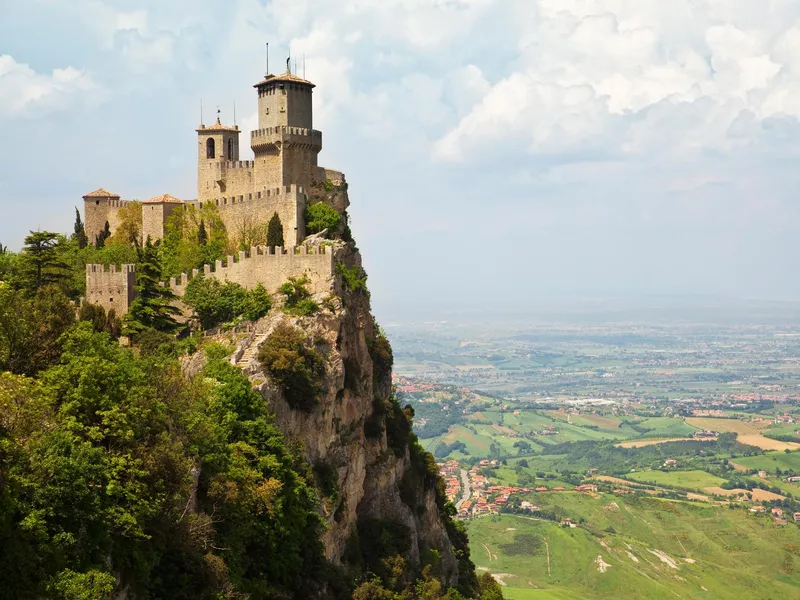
[434,0,800,163]
[0,55,101,118]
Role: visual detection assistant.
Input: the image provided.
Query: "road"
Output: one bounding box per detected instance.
[456,469,471,509]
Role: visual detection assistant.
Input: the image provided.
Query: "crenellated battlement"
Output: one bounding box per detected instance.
[219,160,255,170]
[164,243,335,298]
[108,199,134,209]
[251,126,322,151]
[188,184,306,210]
[85,263,137,315]
[86,264,137,275]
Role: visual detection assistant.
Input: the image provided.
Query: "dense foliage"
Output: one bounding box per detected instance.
[279,275,319,315]
[305,202,341,236]
[257,322,326,411]
[183,276,272,329]
[0,326,327,599]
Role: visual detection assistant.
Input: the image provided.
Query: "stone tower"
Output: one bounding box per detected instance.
[251,71,323,191]
[196,115,244,199]
[82,188,126,245]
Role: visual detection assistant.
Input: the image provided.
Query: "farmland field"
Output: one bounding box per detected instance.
[732,451,800,473]
[626,470,727,490]
[685,418,763,435]
[465,495,800,600]
[616,437,696,448]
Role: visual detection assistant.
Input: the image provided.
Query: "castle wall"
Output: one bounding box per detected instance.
[85,264,136,315]
[254,152,282,190]
[84,198,131,244]
[142,202,181,242]
[167,244,335,298]
[190,184,306,247]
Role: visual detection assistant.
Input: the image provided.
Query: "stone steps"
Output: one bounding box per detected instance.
[236,333,269,369]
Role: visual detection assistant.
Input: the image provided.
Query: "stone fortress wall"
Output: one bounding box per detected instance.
[85,243,334,317]
[84,66,346,313]
[84,196,134,244]
[85,264,137,315]
[186,184,307,247]
[165,243,335,298]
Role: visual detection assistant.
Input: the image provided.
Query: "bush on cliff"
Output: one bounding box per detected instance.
[279,275,319,315]
[183,276,272,329]
[257,322,325,411]
[305,202,341,236]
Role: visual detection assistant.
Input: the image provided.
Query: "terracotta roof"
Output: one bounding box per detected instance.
[83,188,120,198]
[143,194,183,204]
[254,71,315,88]
[197,117,239,133]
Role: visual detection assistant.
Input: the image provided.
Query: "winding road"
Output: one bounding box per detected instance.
[456,469,471,509]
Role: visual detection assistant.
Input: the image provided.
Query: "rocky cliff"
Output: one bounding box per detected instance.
[230,236,475,594]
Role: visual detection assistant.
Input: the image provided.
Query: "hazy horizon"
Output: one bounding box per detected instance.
[3,0,800,321]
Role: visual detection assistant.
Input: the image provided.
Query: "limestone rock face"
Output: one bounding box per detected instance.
[235,244,459,587]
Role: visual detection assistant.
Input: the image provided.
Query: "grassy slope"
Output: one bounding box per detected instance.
[467,495,800,600]
[626,470,728,490]
[734,450,800,472]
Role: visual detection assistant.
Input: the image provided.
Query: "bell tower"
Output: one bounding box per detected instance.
[197,110,241,198]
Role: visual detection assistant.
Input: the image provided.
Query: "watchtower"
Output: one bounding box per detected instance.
[196,114,241,199]
[82,188,123,244]
[251,70,323,190]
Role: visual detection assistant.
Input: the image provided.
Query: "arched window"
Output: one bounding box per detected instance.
[206,138,215,159]
[227,139,233,159]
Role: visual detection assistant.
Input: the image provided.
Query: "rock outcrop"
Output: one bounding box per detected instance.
[233,240,466,591]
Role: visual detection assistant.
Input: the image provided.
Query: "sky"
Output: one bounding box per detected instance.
[1,0,800,321]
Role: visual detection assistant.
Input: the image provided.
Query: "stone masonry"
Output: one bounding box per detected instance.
[83,65,341,248]
[84,61,347,314]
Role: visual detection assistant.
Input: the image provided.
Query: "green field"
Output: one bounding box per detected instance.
[632,417,698,438]
[734,450,800,473]
[626,469,726,490]
[466,495,800,600]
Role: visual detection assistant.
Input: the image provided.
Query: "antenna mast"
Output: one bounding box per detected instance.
[266,42,269,75]
[200,99,204,126]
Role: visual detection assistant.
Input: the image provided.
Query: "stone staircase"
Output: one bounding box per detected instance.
[235,333,269,370]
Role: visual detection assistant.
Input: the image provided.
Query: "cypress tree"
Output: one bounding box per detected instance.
[95,221,111,248]
[267,212,284,248]
[197,219,208,246]
[123,238,181,336]
[73,207,88,249]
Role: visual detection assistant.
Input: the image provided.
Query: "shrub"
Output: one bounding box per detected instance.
[183,276,272,329]
[257,322,325,411]
[279,275,318,315]
[305,202,341,235]
[337,262,368,293]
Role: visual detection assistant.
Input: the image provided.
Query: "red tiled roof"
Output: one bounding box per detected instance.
[254,71,315,88]
[144,194,183,204]
[83,188,120,198]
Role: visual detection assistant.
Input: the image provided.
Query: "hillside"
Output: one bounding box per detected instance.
[0,205,497,598]
[468,495,800,599]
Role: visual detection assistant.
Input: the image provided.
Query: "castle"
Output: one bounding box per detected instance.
[84,65,346,315]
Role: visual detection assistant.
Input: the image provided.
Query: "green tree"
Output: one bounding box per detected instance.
[124,239,181,335]
[257,322,325,411]
[304,202,341,236]
[279,275,318,315]
[477,572,504,600]
[73,208,89,249]
[19,231,69,292]
[95,221,111,248]
[197,219,208,246]
[267,212,284,247]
